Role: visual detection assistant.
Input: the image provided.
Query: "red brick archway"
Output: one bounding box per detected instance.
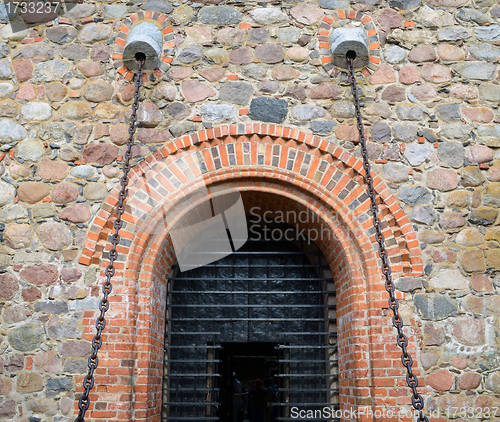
[77,124,424,422]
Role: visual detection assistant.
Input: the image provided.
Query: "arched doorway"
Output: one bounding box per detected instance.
[163,220,338,422]
[78,125,423,422]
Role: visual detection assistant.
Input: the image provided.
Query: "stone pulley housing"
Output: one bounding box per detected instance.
[0,0,500,421]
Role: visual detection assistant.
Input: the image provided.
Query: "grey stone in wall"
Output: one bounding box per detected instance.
[477,125,500,147]
[219,82,253,106]
[470,43,500,61]
[414,294,458,320]
[249,97,288,124]
[35,59,70,82]
[144,0,174,14]
[8,322,44,352]
[0,181,15,207]
[201,104,237,123]
[63,3,95,20]
[243,64,268,80]
[404,144,431,166]
[437,142,465,168]
[16,139,44,161]
[0,82,14,98]
[412,206,436,225]
[103,4,128,18]
[396,105,424,121]
[384,45,406,64]
[200,7,242,25]
[292,105,325,121]
[457,8,490,25]
[399,185,432,205]
[47,377,74,392]
[479,84,500,102]
[393,124,417,143]
[0,43,9,58]
[395,277,424,292]
[474,25,500,42]
[319,0,350,9]
[440,124,471,141]
[438,27,471,41]
[371,123,391,143]
[169,121,202,138]
[382,163,409,183]
[453,62,497,81]
[34,301,69,315]
[437,103,461,122]
[310,120,336,135]
[0,60,11,78]
[0,119,27,141]
[278,27,301,44]
[390,0,421,9]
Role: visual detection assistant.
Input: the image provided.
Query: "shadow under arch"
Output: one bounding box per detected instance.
[77,125,424,422]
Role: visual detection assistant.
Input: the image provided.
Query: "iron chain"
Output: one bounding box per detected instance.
[75,57,145,422]
[347,57,430,422]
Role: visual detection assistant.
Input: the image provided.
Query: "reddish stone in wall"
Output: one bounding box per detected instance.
[182,80,216,103]
[20,264,59,286]
[369,64,396,85]
[22,287,42,302]
[0,274,18,300]
[82,143,119,165]
[471,274,494,292]
[59,203,91,223]
[12,59,33,82]
[408,45,436,63]
[427,369,454,391]
[462,107,494,123]
[52,182,78,204]
[452,318,485,346]
[198,67,225,82]
[399,66,420,84]
[458,372,481,390]
[309,84,342,100]
[60,268,82,283]
[377,8,403,32]
[427,168,458,191]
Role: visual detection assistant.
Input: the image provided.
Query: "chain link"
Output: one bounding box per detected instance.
[75,57,145,422]
[346,57,430,422]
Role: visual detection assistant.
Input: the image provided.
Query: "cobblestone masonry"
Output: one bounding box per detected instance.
[0,0,499,421]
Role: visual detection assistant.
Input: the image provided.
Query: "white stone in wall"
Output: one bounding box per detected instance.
[0,82,14,98]
[201,104,237,123]
[0,180,15,207]
[0,23,28,41]
[404,144,432,166]
[430,269,468,290]
[250,8,288,25]
[0,119,27,141]
[21,103,52,121]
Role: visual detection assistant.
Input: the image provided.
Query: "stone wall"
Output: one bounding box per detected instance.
[0,0,499,421]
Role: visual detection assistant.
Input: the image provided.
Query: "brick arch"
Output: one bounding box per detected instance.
[77,125,424,422]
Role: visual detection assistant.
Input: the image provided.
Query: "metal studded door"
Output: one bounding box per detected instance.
[162,221,339,422]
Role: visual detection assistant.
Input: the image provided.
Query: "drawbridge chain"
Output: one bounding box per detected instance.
[347,56,430,422]
[75,56,145,422]
[74,52,429,422]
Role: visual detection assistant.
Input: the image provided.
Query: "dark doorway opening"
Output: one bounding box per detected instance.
[162,220,339,422]
[218,342,279,422]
